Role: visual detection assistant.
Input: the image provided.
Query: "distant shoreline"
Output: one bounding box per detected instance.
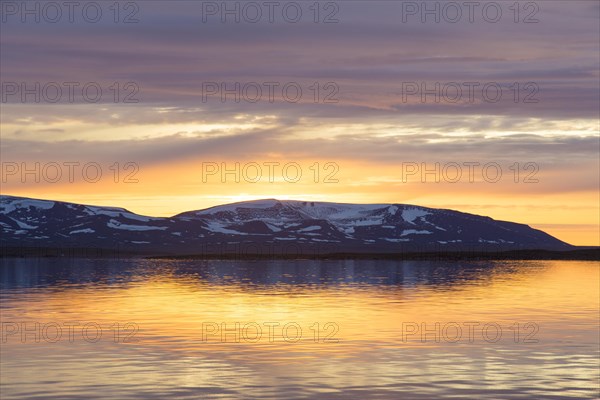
[1,247,598,261]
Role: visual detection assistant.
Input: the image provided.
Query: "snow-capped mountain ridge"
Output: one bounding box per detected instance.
[1,195,572,254]
[181,199,434,228]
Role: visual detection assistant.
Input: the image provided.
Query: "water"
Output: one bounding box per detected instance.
[1,258,598,399]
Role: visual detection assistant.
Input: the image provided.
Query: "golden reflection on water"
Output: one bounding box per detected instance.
[1,259,598,399]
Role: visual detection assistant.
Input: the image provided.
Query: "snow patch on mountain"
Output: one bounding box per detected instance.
[1,197,55,213]
[352,217,385,227]
[69,228,95,234]
[107,219,167,231]
[298,225,322,232]
[205,221,248,235]
[266,223,282,232]
[295,202,387,221]
[402,208,431,225]
[401,229,433,236]
[9,218,38,230]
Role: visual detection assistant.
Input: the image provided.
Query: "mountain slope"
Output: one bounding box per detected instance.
[0,195,572,255]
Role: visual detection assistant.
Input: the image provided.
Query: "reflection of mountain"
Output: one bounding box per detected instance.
[0,258,537,291]
[1,195,572,256]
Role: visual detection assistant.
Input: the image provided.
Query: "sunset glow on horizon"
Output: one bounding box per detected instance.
[3,155,598,245]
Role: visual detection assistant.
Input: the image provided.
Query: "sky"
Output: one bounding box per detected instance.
[1,0,599,245]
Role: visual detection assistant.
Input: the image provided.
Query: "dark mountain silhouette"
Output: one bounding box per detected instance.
[1,195,573,256]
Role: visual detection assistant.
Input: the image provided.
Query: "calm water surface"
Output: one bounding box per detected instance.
[1,258,598,399]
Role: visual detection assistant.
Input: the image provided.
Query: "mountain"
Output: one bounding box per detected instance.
[0,195,572,256]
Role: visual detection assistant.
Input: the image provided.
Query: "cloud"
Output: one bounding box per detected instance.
[1,1,598,121]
